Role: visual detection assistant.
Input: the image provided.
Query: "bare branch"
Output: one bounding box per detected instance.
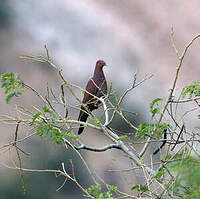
[74,143,121,151]
[99,97,109,126]
[170,27,179,57]
[170,96,200,103]
[171,125,184,151]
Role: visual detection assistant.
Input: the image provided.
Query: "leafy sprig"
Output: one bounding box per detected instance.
[30,106,78,144]
[131,184,149,193]
[0,73,24,103]
[182,80,200,99]
[136,122,170,139]
[150,97,163,118]
[87,183,118,199]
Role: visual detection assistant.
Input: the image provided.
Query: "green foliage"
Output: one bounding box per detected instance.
[30,106,78,144]
[169,156,200,198]
[94,117,100,126]
[83,123,88,127]
[88,115,100,126]
[140,157,144,164]
[36,123,78,144]
[182,80,200,99]
[136,123,154,139]
[1,73,24,103]
[182,81,200,119]
[29,112,41,126]
[150,98,162,118]
[109,185,118,192]
[36,123,64,145]
[164,147,189,161]
[64,133,79,141]
[42,106,57,122]
[136,122,170,139]
[29,106,56,126]
[131,184,149,193]
[87,183,117,199]
[117,135,128,141]
[88,183,104,199]
[155,167,165,179]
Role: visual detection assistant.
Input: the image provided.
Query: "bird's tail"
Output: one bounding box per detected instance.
[78,107,89,135]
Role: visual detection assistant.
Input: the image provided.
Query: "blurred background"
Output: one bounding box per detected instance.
[0,0,200,198]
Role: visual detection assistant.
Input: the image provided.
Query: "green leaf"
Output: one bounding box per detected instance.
[42,106,57,122]
[117,135,128,141]
[155,168,165,179]
[182,80,200,99]
[42,106,49,112]
[131,184,149,192]
[1,73,14,81]
[50,128,64,145]
[88,183,102,198]
[105,191,113,199]
[94,117,100,126]
[150,98,162,110]
[6,92,16,103]
[150,98,162,118]
[88,183,116,198]
[29,111,41,126]
[109,185,118,192]
[140,157,144,164]
[30,106,57,126]
[151,107,160,118]
[136,123,154,139]
[1,82,8,88]
[36,123,52,137]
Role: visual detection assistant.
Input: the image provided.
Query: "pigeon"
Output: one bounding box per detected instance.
[78,60,107,134]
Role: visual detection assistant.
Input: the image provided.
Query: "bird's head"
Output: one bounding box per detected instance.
[96,60,106,68]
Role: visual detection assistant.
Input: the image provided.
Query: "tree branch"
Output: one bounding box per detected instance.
[73,143,121,152]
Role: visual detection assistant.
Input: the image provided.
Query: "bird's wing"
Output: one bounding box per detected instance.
[96,79,107,98]
[78,78,97,124]
[82,78,98,104]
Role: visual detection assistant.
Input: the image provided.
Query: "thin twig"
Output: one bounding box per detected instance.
[171,125,184,151]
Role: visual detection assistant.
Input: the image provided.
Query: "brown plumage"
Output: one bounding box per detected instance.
[78,60,107,135]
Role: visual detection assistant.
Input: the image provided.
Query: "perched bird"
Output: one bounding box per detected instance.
[78,60,107,135]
